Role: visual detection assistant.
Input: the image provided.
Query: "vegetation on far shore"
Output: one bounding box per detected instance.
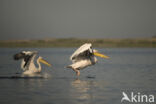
[0,38,156,48]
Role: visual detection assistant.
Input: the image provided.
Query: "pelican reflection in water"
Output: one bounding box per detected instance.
[71,79,98,102]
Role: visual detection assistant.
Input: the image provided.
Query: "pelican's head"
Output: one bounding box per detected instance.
[93,49,110,59]
[93,49,98,53]
[38,56,52,67]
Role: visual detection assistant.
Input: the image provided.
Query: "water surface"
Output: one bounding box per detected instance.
[0,48,156,104]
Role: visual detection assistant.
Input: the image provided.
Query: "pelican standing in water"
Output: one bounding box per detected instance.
[67,43,109,76]
[14,51,51,76]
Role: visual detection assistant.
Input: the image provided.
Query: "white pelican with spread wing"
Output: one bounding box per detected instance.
[14,51,52,76]
[67,43,110,76]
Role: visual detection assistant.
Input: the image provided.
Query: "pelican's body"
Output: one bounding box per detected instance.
[14,51,51,76]
[67,43,109,76]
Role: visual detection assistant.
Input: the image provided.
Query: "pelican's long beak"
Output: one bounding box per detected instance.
[39,58,52,67]
[93,52,110,59]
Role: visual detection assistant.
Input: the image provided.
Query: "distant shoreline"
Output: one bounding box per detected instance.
[0,38,156,48]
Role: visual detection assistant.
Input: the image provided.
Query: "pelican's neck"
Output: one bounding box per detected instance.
[37,57,42,72]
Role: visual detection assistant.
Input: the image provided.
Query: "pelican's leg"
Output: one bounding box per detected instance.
[66,66,80,76]
[75,69,80,76]
[72,68,80,76]
[74,68,80,76]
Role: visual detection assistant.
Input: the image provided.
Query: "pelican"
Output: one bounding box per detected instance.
[67,43,109,76]
[14,51,52,76]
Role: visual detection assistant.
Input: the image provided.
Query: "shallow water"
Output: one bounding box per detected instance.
[0,48,156,104]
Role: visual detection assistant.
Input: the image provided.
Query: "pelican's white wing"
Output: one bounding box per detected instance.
[23,52,37,70]
[70,43,92,62]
